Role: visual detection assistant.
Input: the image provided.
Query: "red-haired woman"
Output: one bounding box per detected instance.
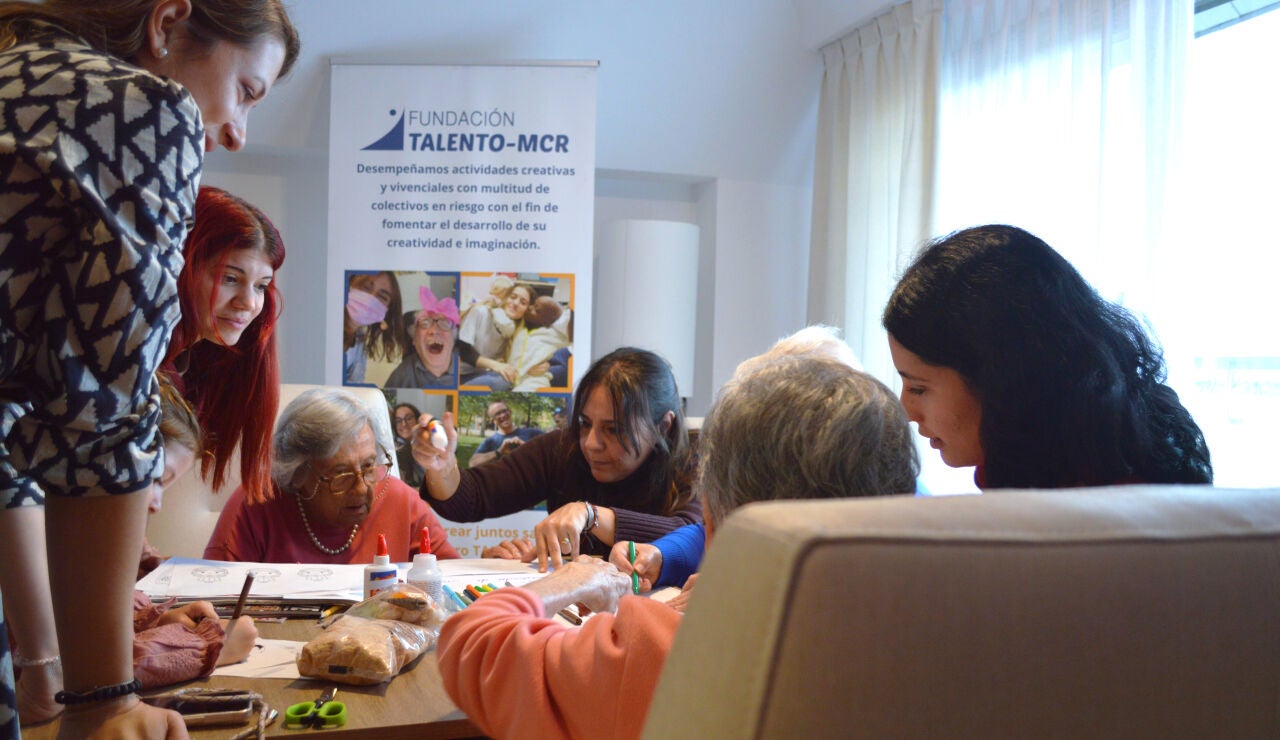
[162,186,284,503]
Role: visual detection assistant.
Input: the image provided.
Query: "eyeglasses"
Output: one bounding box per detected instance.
[415,317,454,331]
[490,409,511,421]
[309,453,393,495]
[394,415,416,426]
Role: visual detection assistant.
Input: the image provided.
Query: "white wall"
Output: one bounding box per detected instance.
[705,179,813,412]
[202,1,885,411]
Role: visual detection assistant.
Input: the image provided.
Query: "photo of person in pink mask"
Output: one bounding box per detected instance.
[343,271,405,384]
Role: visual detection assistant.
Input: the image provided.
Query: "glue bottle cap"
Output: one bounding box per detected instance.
[419,526,432,555]
[374,533,390,564]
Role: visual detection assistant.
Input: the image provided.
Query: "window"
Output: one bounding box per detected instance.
[1159,5,1280,486]
[1194,0,1280,36]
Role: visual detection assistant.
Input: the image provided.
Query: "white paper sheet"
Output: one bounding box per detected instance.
[138,558,371,602]
[211,639,304,680]
[439,558,546,592]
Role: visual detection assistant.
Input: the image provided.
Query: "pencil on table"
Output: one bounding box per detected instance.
[231,573,255,621]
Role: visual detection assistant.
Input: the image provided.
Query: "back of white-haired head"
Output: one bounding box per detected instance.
[733,324,862,380]
[700,353,918,529]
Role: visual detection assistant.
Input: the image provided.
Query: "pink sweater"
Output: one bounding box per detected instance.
[437,588,680,739]
[133,592,222,689]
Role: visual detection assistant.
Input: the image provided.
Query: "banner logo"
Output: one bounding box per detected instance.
[362,109,406,151]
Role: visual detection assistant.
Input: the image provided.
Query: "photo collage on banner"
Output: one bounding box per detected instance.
[343,269,573,466]
[329,63,596,556]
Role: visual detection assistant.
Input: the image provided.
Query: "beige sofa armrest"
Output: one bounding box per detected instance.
[645,485,1280,738]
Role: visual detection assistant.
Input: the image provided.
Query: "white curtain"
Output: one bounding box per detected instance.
[807,0,943,383]
[934,0,1191,312]
[932,0,1196,490]
[811,0,1190,373]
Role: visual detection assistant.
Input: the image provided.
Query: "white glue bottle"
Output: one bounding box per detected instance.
[363,533,397,598]
[406,526,444,607]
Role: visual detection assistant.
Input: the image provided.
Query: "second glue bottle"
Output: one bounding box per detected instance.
[363,533,397,598]
[406,526,444,607]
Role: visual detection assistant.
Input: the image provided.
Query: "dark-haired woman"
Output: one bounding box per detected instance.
[882,224,1212,490]
[411,348,701,570]
[0,1,298,734]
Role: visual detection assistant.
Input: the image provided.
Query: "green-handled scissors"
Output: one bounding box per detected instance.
[285,687,347,729]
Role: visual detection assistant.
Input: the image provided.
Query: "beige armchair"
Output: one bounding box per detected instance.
[145,384,398,559]
[644,485,1280,738]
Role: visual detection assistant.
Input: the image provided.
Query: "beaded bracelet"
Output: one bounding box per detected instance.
[55,678,142,705]
[14,653,60,668]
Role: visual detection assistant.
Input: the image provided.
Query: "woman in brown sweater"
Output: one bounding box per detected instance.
[413,347,701,571]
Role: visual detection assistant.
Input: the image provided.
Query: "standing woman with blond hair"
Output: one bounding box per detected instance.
[0,1,298,736]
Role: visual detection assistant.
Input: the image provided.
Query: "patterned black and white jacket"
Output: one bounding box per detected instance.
[0,28,204,506]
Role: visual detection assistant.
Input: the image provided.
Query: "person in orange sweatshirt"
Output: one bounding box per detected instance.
[434,327,919,739]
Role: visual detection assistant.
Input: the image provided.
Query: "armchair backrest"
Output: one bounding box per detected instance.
[644,485,1280,738]
[146,384,398,559]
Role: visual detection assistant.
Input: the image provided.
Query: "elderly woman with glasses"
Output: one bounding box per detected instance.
[205,388,460,563]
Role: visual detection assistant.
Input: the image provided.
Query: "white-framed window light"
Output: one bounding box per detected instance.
[1159,4,1280,487]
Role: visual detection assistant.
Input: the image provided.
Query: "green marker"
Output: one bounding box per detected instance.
[628,541,640,594]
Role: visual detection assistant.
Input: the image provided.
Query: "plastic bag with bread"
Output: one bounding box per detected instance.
[323,584,448,629]
[297,585,445,685]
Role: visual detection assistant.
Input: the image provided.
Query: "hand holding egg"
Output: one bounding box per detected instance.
[411,412,456,471]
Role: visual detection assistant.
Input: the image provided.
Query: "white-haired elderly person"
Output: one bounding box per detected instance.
[435,327,919,739]
[611,325,866,599]
[205,388,460,563]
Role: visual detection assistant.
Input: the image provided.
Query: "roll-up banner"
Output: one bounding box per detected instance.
[328,62,597,557]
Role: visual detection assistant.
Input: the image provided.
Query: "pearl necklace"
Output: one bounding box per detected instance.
[295,494,359,555]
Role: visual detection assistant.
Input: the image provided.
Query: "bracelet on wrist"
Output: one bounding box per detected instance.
[14,653,60,668]
[581,501,598,535]
[55,678,142,705]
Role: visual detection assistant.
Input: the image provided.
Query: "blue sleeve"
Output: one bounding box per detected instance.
[549,348,571,387]
[653,523,705,589]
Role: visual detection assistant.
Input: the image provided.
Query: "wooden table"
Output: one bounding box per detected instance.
[21,620,484,739]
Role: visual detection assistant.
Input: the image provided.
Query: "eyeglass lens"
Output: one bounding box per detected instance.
[325,460,390,494]
[415,317,453,330]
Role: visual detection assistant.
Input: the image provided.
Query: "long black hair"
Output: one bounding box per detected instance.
[883,224,1212,488]
[564,347,694,513]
